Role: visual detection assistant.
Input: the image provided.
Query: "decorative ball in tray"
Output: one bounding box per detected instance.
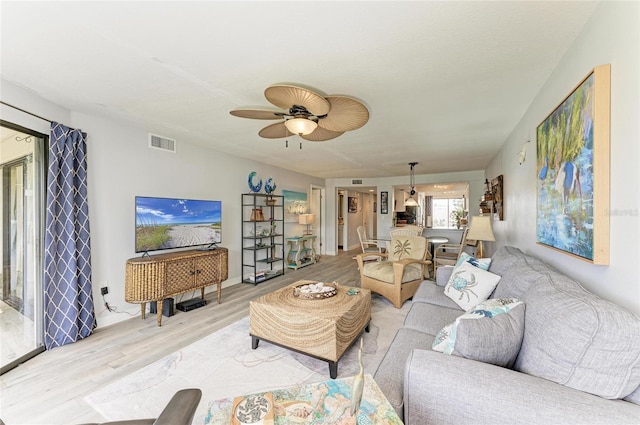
[293,282,337,300]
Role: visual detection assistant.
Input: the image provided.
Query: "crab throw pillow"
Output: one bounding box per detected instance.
[444,261,501,310]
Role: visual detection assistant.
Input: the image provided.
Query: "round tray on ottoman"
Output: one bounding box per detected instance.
[293,282,338,300]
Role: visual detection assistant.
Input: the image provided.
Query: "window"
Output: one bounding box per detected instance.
[432,198,465,229]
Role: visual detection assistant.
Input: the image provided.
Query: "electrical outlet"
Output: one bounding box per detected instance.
[101,287,109,296]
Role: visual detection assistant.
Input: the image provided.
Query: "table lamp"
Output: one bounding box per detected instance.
[466,215,495,258]
[299,214,315,235]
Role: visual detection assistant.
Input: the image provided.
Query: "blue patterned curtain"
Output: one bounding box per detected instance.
[44,122,95,349]
[425,195,433,228]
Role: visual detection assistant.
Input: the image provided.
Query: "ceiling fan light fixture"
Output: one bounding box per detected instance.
[284,117,317,136]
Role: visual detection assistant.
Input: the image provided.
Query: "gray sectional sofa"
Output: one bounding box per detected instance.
[374,246,640,424]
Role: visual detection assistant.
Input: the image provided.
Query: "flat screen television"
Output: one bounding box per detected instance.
[135,196,222,253]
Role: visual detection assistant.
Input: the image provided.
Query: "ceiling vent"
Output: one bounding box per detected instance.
[351,179,363,185]
[148,133,176,153]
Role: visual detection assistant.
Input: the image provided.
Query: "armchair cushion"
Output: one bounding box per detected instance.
[362,262,422,284]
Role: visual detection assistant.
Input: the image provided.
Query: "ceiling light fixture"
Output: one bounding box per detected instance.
[405,162,419,207]
[284,117,318,136]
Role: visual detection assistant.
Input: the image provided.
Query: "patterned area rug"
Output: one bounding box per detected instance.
[84,295,410,424]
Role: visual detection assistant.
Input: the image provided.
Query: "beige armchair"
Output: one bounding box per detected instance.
[356,235,431,308]
[433,228,469,272]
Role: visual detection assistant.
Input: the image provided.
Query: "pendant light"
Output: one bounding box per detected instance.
[405,162,419,206]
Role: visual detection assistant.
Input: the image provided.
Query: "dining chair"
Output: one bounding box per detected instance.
[433,227,469,272]
[356,225,385,261]
[390,225,422,237]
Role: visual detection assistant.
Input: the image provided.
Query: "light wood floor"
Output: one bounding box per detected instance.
[0,249,365,425]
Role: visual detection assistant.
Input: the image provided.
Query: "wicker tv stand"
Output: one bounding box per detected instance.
[125,248,228,326]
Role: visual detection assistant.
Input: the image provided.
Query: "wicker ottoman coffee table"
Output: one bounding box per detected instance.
[249,280,371,379]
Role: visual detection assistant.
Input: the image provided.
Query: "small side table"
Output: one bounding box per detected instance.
[286,235,316,270]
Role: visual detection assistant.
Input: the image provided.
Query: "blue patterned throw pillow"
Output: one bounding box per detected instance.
[432,298,525,368]
[455,252,491,271]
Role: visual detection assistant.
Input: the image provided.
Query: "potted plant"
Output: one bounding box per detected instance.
[451,208,465,229]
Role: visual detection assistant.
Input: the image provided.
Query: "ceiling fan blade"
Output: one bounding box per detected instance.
[258,122,292,139]
[318,96,370,132]
[265,85,330,116]
[229,109,283,120]
[301,126,344,142]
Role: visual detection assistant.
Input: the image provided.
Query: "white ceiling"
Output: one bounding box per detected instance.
[0,1,598,179]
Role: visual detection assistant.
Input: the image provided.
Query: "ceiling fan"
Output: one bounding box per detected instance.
[230,84,369,141]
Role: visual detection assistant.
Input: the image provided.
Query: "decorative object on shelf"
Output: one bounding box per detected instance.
[264,177,277,195]
[249,208,264,221]
[348,196,358,213]
[298,213,314,235]
[380,191,388,214]
[230,84,369,143]
[293,281,337,300]
[491,175,504,221]
[404,162,419,206]
[537,64,610,264]
[248,171,262,193]
[283,190,307,222]
[466,215,495,258]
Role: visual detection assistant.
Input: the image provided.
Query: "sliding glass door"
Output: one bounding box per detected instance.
[0,123,46,373]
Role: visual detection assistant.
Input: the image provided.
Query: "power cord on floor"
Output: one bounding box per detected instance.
[101,294,136,316]
[102,293,115,312]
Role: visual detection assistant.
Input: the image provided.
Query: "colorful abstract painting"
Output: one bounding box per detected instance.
[283,190,307,222]
[536,65,610,264]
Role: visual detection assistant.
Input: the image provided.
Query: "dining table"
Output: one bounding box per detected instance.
[425,236,449,258]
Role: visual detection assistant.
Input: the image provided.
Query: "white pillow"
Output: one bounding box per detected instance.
[444,261,501,310]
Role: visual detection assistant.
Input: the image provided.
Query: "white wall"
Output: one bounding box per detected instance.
[485,1,640,315]
[2,80,323,328]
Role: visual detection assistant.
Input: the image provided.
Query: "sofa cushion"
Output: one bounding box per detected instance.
[412,280,463,310]
[432,298,525,368]
[624,385,640,405]
[490,248,550,300]
[373,327,435,417]
[435,265,454,287]
[444,262,501,310]
[404,300,464,335]
[487,245,531,276]
[515,271,640,399]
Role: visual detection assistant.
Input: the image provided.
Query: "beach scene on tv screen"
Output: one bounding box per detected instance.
[135,197,222,252]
